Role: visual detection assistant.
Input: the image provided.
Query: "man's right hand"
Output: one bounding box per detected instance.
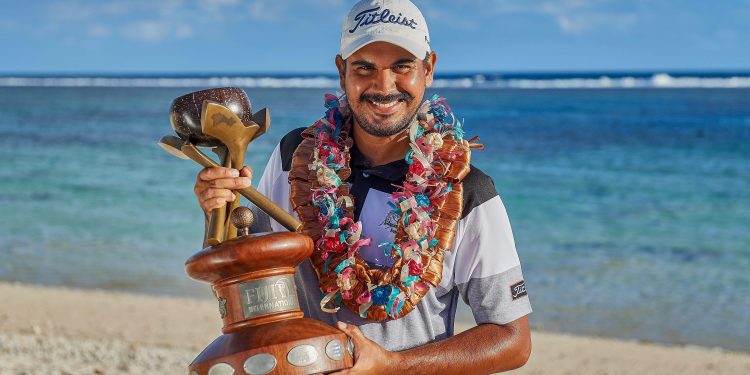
[194,166,253,216]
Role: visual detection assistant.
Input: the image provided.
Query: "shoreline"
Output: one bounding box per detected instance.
[1,281,749,374]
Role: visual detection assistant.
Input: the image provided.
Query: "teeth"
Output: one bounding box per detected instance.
[370,100,398,108]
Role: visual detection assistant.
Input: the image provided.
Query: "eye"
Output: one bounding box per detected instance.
[392,64,414,73]
[354,65,375,75]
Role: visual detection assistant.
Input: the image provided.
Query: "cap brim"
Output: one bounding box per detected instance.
[340,33,429,60]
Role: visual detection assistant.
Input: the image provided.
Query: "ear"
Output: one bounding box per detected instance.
[424,51,437,88]
[335,55,346,92]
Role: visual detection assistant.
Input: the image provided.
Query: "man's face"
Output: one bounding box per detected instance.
[336,42,436,137]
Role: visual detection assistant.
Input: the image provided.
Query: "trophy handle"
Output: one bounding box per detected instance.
[203,148,230,247]
[181,143,303,233]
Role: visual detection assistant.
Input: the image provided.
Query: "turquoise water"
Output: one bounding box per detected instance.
[0,86,748,351]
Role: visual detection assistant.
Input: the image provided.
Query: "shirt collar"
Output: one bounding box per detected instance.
[350,143,409,182]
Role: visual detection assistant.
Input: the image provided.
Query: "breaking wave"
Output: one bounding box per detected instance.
[1,72,749,89]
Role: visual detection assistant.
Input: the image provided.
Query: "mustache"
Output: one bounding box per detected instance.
[360,92,413,103]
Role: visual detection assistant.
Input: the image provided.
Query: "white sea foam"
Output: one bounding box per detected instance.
[433,74,750,89]
[1,73,749,89]
[0,76,341,88]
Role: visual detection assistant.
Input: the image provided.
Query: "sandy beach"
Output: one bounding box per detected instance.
[1,281,748,374]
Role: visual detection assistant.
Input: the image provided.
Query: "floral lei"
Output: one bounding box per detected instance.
[289,93,473,321]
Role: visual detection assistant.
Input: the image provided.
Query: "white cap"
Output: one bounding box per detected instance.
[339,0,430,60]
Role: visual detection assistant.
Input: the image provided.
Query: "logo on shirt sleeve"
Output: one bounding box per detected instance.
[510,280,527,300]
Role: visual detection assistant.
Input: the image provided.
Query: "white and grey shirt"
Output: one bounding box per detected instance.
[250,128,532,351]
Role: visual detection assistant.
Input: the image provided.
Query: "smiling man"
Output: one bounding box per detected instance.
[193,0,532,373]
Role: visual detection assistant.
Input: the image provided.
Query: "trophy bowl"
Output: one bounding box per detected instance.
[185,229,354,375]
[170,87,253,147]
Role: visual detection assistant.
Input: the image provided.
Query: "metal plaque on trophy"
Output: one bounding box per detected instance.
[158,88,353,375]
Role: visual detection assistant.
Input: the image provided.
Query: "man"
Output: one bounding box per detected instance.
[194,1,531,373]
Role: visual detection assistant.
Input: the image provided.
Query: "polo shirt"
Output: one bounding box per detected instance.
[249,127,532,351]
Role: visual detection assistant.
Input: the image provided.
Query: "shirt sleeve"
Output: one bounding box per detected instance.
[249,143,284,233]
[453,194,532,325]
[250,128,306,233]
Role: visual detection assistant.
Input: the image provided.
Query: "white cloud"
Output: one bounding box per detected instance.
[419,0,639,34]
[537,0,637,34]
[556,13,636,33]
[88,24,110,38]
[413,2,479,31]
[123,21,169,42]
[39,1,201,43]
[95,2,132,17]
[202,0,241,9]
[175,24,193,38]
[122,20,192,43]
[33,0,344,44]
[199,0,242,21]
[309,0,347,10]
[486,0,544,14]
[248,0,288,22]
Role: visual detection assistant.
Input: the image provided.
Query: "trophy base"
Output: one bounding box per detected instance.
[188,317,353,375]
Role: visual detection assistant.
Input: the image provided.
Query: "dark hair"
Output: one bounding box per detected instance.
[421,52,431,66]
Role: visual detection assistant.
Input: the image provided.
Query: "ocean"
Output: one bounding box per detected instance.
[0,72,748,351]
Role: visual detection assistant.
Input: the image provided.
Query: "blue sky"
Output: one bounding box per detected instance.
[0,0,748,73]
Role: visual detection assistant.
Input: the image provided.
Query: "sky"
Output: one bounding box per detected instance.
[0,0,748,74]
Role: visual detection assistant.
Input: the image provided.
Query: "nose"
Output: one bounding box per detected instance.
[371,68,398,95]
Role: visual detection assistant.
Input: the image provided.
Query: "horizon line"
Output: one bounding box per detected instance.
[2,69,750,77]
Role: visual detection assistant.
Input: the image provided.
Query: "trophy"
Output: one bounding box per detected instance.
[159,88,353,375]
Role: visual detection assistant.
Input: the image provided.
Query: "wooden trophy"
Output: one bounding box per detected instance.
[160,88,353,375]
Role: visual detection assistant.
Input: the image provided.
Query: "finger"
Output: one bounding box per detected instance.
[194,174,210,196]
[240,166,253,178]
[199,167,240,181]
[203,197,227,211]
[208,176,252,189]
[200,188,236,204]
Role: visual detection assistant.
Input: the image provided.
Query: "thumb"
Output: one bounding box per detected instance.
[337,321,365,342]
[337,321,365,360]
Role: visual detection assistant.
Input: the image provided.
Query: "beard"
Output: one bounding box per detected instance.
[352,92,419,137]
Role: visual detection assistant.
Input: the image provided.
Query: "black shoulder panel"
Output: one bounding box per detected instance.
[461,165,499,219]
[279,127,306,172]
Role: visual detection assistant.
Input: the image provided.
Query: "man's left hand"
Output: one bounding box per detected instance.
[330,321,400,375]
